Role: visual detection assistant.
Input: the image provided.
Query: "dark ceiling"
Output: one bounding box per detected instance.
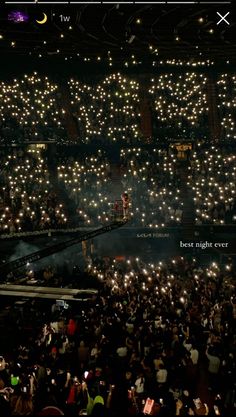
[0,3,235,64]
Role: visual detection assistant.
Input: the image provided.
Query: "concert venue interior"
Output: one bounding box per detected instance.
[0,2,235,416]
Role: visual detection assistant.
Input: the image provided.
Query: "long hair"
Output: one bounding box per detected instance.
[13,394,33,416]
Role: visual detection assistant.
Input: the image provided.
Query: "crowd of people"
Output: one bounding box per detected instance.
[217,74,236,140]
[56,144,236,228]
[1,143,236,234]
[0,46,235,417]
[120,147,183,227]
[57,150,113,226]
[57,147,183,229]
[0,73,66,143]
[0,256,235,415]
[188,146,236,225]
[69,74,141,144]
[0,148,68,234]
[149,73,209,140]
[0,72,235,144]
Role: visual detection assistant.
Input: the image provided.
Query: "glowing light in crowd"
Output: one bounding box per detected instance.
[68,73,141,143]
[188,146,236,224]
[0,149,67,233]
[217,74,236,139]
[149,73,208,128]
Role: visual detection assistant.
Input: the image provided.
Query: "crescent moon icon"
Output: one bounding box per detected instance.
[36,13,47,25]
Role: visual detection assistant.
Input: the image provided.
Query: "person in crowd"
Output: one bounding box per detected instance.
[1,255,235,415]
[205,346,221,392]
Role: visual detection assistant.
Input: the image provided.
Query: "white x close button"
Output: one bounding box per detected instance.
[217,12,230,26]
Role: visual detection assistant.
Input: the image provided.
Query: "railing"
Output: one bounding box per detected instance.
[0,224,236,240]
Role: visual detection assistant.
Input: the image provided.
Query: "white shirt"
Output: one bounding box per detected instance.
[50,322,59,333]
[135,377,145,393]
[126,323,134,334]
[206,351,220,374]
[91,347,98,357]
[183,341,192,352]
[156,369,168,383]
[190,348,199,365]
[116,346,127,357]
[153,358,164,371]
